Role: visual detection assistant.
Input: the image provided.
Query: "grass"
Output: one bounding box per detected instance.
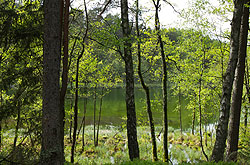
[1,124,249,164]
[63,125,214,164]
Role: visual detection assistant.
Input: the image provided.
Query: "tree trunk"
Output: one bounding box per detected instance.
[226,1,249,161]
[13,103,21,151]
[136,0,157,161]
[179,85,182,136]
[71,48,84,163]
[121,0,140,160]
[95,87,104,147]
[198,78,208,161]
[93,85,97,145]
[0,120,1,148]
[70,0,88,161]
[244,69,249,133]
[245,63,250,131]
[40,0,64,163]
[0,91,2,148]
[69,81,74,143]
[210,0,244,162]
[59,0,70,156]
[152,0,168,162]
[244,105,248,132]
[192,98,196,135]
[77,85,87,140]
[82,96,87,151]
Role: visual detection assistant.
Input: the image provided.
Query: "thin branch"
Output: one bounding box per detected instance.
[88,37,124,60]
[162,0,181,15]
[167,56,181,71]
[99,0,112,16]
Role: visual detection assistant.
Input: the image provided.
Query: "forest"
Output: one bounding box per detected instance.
[0,0,250,164]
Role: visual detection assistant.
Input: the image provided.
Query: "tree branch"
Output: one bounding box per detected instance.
[99,0,112,16]
[162,0,181,15]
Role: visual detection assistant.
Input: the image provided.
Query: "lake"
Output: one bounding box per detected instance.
[65,86,193,129]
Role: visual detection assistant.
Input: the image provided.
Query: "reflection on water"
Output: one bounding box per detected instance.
[66,87,193,129]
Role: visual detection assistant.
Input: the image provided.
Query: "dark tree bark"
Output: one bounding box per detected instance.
[40,0,64,164]
[210,0,244,162]
[59,0,70,152]
[69,80,74,143]
[192,95,196,135]
[82,96,87,151]
[198,78,208,161]
[178,85,182,136]
[13,103,21,151]
[76,85,88,150]
[93,85,97,145]
[71,0,89,162]
[226,0,249,161]
[95,87,104,147]
[76,85,87,139]
[136,0,157,161]
[121,0,140,160]
[244,67,250,132]
[71,48,83,163]
[152,0,168,162]
[0,121,1,148]
[0,91,3,148]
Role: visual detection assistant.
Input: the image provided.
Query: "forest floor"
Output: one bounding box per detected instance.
[0,125,249,164]
[64,125,213,164]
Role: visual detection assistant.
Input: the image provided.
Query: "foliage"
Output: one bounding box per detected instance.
[237,123,250,164]
[1,0,246,164]
[0,0,43,120]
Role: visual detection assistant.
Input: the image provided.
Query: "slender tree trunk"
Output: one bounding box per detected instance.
[69,115,73,142]
[93,85,97,145]
[244,71,249,133]
[198,78,208,161]
[226,1,249,161]
[121,0,140,160]
[211,0,244,162]
[136,0,157,161]
[71,49,84,163]
[245,61,250,101]
[13,103,21,151]
[77,86,87,140]
[0,91,2,148]
[41,0,64,163]
[70,0,88,161]
[179,85,182,136]
[0,120,1,148]
[59,0,70,157]
[205,124,207,147]
[192,98,196,135]
[82,96,87,151]
[152,0,168,162]
[95,87,104,147]
[69,81,74,143]
[244,105,248,132]
[60,0,70,109]
[77,111,84,140]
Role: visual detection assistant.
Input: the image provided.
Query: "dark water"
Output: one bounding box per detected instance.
[66,87,192,129]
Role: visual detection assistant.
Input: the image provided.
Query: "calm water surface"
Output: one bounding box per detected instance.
[66,87,192,129]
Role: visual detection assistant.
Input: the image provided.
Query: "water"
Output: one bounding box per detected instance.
[65,86,193,129]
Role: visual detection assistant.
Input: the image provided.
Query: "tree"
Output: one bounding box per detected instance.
[121,0,140,160]
[60,0,70,155]
[226,0,249,161]
[211,0,244,162]
[40,0,64,164]
[152,0,168,162]
[71,0,88,162]
[136,0,158,161]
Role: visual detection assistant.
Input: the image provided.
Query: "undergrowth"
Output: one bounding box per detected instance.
[0,125,249,164]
